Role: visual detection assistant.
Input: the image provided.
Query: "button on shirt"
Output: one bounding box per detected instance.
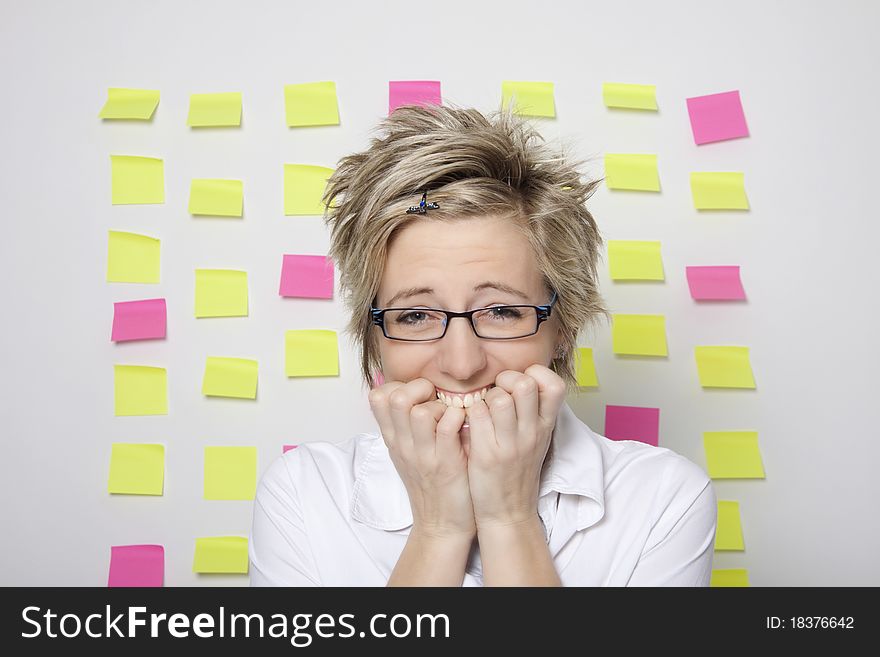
[249,402,717,586]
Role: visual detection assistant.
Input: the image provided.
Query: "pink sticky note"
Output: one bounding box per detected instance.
[389,81,442,114]
[686,90,749,145]
[279,255,334,299]
[283,444,298,453]
[686,266,746,300]
[372,370,385,388]
[604,405,660,446]
[108,544,164,587]
[111,298,167,342]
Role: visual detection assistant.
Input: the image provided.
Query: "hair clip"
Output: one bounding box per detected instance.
[406,191,440,214]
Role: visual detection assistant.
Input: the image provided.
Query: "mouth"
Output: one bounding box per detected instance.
[435,384,496,408]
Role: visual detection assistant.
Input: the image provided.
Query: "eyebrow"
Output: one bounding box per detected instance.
[386,281,530,307]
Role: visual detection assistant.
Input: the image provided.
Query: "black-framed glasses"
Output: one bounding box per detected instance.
[370,291,558,341]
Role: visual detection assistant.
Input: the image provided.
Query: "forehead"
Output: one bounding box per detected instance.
[383,215,539,282]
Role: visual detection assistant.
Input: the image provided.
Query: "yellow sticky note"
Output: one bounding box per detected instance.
[612,314,668,356]
[194,269,248,317]
[703,431,765,479]
[107,230,160,283]
[187,92,242,127]
[575,347,598,387]
[604,154,660,191]
[695,346,756,388]
[284,164,334,215]
[114,365,167,416]
[99,88,160,119]
[204,447,257,500]
[608,241,664,280]
[501,81,556,117]
[111,155,164,204]
[716,500,745,550]
[285,330,339,377]
[710,569,750,587]
[188,179,243,217]
[284,81,340,127]
[193,536,249,574]
[108,443,164,495]
[690,172,749,209]
[602,82,657,110]
[202,357,258,399]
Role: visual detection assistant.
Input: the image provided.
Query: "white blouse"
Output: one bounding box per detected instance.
[249,402,717,586]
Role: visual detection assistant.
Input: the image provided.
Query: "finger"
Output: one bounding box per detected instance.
[387,378,437,456]
[522,363,568,430]
[368,381,406,449]
[410,398,454,460]
[482,384,518,450]
[435,403,467,460]
[494,370,539,444]
[464,396,496,452]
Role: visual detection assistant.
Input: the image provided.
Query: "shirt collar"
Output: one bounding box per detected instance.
[351,401,606,533]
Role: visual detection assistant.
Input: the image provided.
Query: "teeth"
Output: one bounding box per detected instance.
[436,386,492,408]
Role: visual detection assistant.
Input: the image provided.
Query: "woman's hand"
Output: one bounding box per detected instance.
[464,364,568,529]
[368,378,476,540]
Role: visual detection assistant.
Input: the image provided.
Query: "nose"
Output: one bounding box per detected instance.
[438,314,487,380]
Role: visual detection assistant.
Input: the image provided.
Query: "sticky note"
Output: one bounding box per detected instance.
[280,254,334,298]
[111,298,166,342]
[204,446,257,500]
[99,88,159,120]
[114,365,167,416]
[187,92,242,127]
[284,81,340,127]
[501,81,555,117]
[612,314,668,356]
[389,80,442,113]
[710,569,749,587]
[202,357,258,399]
[107,231,161,283]
[716,500,745,550]
[372,371,385,388]
[695,346,756,388]
[283,444,298,453]
[608,241,664,280]
[193,536,249,574]
[604,154,660,191]
[285,330,339,377]
[110,155,164,204]
[108,545,164,587]
[108,443,164,495]
[690,172,749,210]
[575,347,598,387]
[703,431,765,479]
[604,405,660,446]
[284,164,334,215]
[686,90,749,145]
[194,269,248,318]
[686,266,746,300]
[602,82,657,110]
[188,179,243,217]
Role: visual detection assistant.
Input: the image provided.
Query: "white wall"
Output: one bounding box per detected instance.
[2,0,877,586]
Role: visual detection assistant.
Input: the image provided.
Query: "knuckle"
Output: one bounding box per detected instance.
[388,389,411,411]
[410,405,432,422]
[488,395,514,412]
[368,389,385,407]
[514,378,537,395]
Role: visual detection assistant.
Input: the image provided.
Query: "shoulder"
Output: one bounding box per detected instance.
[595,430,709,490]
[583,426,714,521]
[257,432,384,496]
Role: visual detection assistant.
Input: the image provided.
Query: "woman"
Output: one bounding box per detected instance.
[249,104,717,586]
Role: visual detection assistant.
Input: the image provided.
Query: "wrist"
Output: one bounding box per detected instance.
[476,514,544,538]
[410,523,477,544]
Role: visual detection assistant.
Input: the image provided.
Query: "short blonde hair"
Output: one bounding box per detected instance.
[322,103,609,394]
